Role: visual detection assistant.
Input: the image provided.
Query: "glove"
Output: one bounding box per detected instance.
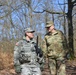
[14,65,21,73]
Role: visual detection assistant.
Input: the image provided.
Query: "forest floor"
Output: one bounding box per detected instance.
[0,58,76,75]
[42,58,76,75]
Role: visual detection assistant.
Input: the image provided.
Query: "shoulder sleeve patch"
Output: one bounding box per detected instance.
[15,42,19,46]
[15,40,23,46]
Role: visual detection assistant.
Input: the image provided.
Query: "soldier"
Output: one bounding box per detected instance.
[42,21,68,75]
[14,27,43,75]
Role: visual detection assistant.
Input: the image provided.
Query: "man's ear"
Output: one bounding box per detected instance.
[25,32,28,36]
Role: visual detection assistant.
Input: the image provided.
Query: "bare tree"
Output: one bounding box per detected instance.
[67,0,76,56]
[0,0,76,57]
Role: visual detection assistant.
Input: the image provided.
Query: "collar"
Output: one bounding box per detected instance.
[23,36,30,42]
[23,36,26,40]
[23,36,35,43]
[52,31,58,35]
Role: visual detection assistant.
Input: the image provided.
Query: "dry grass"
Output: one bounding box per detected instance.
[0,41,16,75]
[0,41,15,70]
[0,51,14,70]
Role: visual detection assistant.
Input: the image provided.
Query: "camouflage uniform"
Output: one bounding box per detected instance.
[14,28,42,75]
[42,21,68,75]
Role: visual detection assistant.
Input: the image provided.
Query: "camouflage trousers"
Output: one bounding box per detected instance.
[21,63,42,75]
[48,57,66,75]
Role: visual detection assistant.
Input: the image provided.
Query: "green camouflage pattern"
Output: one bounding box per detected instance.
[48,58,66,75]
[42,30,68,58]
[45,21,54,28]
[42,30,68,75]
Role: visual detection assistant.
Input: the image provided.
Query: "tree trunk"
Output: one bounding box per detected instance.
[67,0,74,55]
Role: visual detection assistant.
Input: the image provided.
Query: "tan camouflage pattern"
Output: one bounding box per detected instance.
[42,30,68,75]
[45,21,54,28]
[42,30,68,58]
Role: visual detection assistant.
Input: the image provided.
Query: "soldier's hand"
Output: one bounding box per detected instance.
[15,65,21,73]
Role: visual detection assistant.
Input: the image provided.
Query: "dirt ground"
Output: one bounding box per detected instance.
[42,59,76,75]
[0,59,76,75]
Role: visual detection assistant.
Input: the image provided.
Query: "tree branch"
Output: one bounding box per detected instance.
[33,10,45,13]
[33,9,67,16]
[45,10,66,15]
[0,2,23,19]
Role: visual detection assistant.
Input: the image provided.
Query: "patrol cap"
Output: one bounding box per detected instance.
[45,21,54,28]
[24,27,35,33]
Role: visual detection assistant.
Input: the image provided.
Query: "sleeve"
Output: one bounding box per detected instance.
[14,42,21,73]
[41,37,47,57]
[63,36,69,54]
[14,46,20,65]
[60,31,69,54]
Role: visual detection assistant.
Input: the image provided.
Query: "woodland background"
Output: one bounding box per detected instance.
[0,0,76,74]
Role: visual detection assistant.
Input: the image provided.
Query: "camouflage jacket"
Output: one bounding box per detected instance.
[14,36,40,73]
[42,30,68,59]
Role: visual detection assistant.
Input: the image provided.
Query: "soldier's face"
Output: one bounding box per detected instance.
[46,25,54,32]
[26,32,34,39]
